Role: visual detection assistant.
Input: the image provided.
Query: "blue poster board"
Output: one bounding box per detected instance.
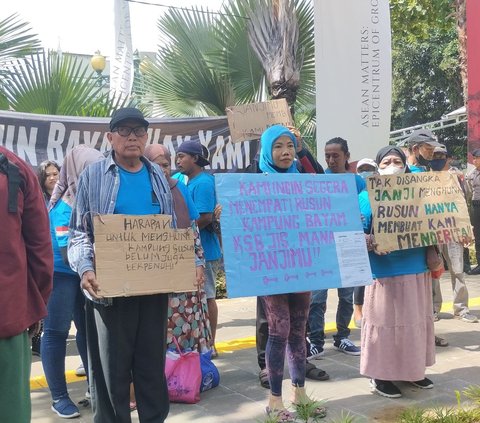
[215,173,373,298]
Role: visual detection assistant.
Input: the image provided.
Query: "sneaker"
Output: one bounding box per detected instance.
[51,397,80,419]
[370,379,402,398]
[410,377,434,389]
[454,313,478,323]
[307,340,325,361]
[467,265,480,275]
[75,363,86,377]
[334,338,361,356]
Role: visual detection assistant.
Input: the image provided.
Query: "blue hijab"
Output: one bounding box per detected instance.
[259,125,298,173]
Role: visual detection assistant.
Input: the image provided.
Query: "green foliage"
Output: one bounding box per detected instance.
[292,396,327,422]
[140,0,315,126]
[398,386,480,422]
[391,28,465,158]
[0,13,41,110]
[390,0,455,44]
[3,50,129,116]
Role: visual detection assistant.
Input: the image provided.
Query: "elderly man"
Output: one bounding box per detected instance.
[68,108,174,423]
[0,147,53,423]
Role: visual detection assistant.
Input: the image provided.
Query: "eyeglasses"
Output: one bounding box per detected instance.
[112,126,147,137]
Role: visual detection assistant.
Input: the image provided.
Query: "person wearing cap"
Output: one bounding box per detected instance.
[405,129,443,172]
[356,158,378,180]
[430,145,478,323]
[404,129,450,346]
[176,140,222,358]
[465,148,480,275]
[68,107,178,423]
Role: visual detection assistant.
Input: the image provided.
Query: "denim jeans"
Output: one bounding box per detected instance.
[41,271,88,400]
[308,288,354,346]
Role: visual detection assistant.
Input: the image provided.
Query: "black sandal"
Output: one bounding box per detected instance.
[305,362,330,381]
[259,368,270,389]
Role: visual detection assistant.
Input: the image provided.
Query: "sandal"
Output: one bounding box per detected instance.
[292,401,327,419]
[259,368,270,389]
[305,362,330,381]
[435,336,448,347]
[211,345,219,359]
[265,406,296,422]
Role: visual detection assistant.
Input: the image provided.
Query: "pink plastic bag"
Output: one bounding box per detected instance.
[165,337,201,404]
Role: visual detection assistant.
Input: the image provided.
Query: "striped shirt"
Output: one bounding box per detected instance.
[68,153,175,303]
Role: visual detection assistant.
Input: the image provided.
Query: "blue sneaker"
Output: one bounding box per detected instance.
[51,397,80,419]
[333,338,361,356]
[306,338,325,361]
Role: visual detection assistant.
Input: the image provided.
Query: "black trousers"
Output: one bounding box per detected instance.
[86,295,169,423]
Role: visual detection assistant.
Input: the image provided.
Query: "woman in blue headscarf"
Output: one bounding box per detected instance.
[259,125,326,422]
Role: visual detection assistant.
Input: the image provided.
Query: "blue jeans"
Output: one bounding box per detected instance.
[41,272,88,400]
[308,288,354,346]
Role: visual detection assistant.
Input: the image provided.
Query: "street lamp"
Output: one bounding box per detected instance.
[90,51,109,87]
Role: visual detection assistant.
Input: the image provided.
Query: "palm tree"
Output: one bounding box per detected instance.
[0,13,41,109]
[140,0,316,144]
[3,49,128,116]
[247,0,301,115]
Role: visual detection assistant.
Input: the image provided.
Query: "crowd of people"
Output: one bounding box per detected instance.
[0,107,479,423]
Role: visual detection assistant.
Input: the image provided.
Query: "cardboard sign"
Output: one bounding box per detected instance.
[366,172,473,252]
[226,99,293,143]
[215,173,372,298]
[93,214,196,297]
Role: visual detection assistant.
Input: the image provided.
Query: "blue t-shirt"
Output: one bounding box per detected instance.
[325,168,366,193]
[176,179,199,220]
[49,199,76,275]
[359,190,427,278]
[187,172,222,261]
[115,165,161,215]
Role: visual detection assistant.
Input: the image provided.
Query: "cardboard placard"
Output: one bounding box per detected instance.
[366,172,473,252]
[226,99,293,143]
[93,214,196,297]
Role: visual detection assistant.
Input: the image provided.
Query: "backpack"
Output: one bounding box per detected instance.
[0,153,21,213]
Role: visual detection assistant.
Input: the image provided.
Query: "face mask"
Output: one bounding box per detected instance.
[378,164,405,175]
[430,159,447,171]
[358,171,375,179]
[417,153,431,167]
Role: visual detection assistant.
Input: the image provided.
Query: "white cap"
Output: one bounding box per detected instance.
[356,158,378,171]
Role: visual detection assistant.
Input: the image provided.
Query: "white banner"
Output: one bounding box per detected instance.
[110,0,134,100]
[314,0,391,165]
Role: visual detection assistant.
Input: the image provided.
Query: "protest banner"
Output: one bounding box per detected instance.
[226,99,293,143]
[366,172,473,252]
[93,214,196,297]
[215,173,372,298]
[314,0,391,162]
[0,110,256,172]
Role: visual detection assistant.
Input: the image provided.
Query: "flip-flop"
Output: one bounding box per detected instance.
[265,407,296,422]
[292,402,327,419]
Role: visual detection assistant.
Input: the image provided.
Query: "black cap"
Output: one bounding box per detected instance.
[406,129,443,148]
[472,148,480,157]
[176,140,210,166]
[109,108,149,131]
